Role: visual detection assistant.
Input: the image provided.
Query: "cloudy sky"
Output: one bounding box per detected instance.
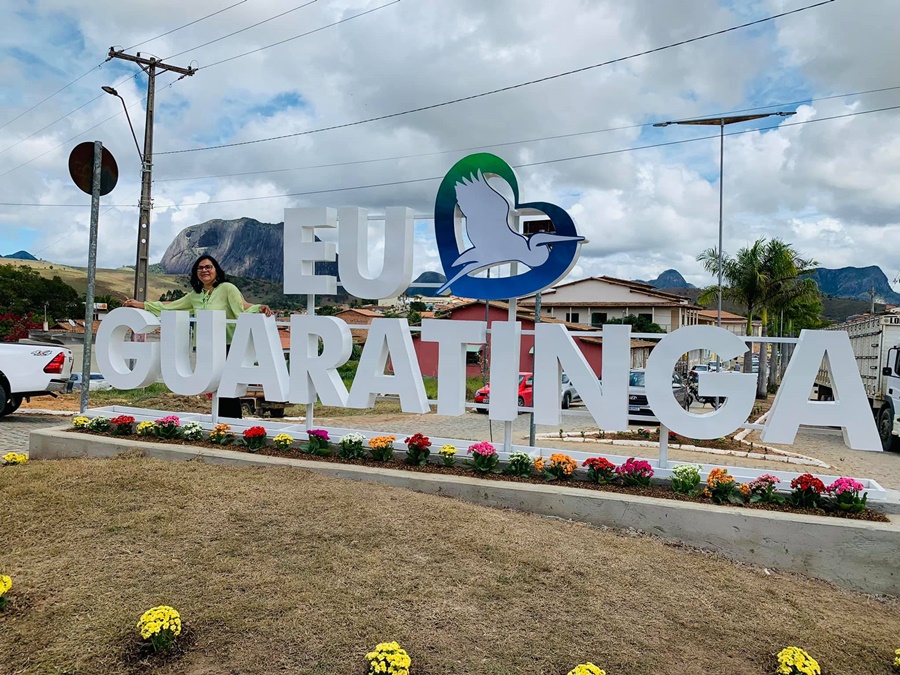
[1,0,898,289]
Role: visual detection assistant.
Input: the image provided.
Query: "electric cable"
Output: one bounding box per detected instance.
[157,0,835,155]
[3,101,897,208]
[165,0,317,60]
[125,0,249,51]
[197,0,399,69]
[153,83,900,184]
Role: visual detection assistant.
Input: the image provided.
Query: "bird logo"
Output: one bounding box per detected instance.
[434,153,584,299]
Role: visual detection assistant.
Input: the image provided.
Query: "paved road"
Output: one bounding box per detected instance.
[0,413,70,453]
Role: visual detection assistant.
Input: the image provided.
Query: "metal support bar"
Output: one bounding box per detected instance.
[80,140,103,414]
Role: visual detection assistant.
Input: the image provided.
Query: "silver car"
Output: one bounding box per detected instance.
[561,373,581,409]
[627,368,690,422]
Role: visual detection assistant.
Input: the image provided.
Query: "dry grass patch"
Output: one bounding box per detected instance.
[0,457,897,675]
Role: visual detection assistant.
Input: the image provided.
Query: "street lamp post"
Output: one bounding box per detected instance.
[654,111,794,379]
[653,112,795,329]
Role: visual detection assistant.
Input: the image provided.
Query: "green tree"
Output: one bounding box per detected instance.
[406,309,422,326]
[698,238,818,398]
[409,300,427,312]
[0,265,82,322]
[316,305,341,316]
[606,314,666,333]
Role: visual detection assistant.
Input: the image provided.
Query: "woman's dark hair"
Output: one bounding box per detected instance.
[189,255,227,293]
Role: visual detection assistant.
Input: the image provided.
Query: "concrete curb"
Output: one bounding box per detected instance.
[29,425,900,597]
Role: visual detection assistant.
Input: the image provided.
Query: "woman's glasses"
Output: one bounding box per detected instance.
[197,265,215,271]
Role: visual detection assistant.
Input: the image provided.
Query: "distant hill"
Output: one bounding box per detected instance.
[407,271,446,297]
[634,269,694,289]
[3,250,37,261]
[804,266,900,305]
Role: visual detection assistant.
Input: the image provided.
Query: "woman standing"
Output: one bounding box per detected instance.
[124,255,273,418]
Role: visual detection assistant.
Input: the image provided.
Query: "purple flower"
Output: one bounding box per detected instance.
[307,429,330,441]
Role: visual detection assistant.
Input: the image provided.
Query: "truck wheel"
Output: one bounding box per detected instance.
[877,406,899,452]
[0,382,12,417]
[562,393,571,410]
[241,402,253,417]
[1,395,22,416]
[269,408,285,419]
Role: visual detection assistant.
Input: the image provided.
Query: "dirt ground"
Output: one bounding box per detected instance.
[1,457,898,675]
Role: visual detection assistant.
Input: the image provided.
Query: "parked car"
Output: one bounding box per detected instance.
[627,368,691,422]
[67,372,112,392]
[0,341,73,416]
[689,363,709,383]
[473,372,533,413]
[561,373,581,409]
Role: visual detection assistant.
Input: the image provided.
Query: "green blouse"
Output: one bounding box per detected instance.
[143,282,261,344]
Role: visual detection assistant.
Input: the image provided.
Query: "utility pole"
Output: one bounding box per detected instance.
[105,48,195,302]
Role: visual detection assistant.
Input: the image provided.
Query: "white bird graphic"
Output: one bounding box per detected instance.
[437,170,584,295]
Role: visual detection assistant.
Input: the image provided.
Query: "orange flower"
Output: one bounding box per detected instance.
[707,467,734,488]
[533,456,545,472]
[549,453,577,475]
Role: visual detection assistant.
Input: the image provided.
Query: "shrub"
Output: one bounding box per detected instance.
[182,421,204,442]
[748,474,783,504]
[365,641,410,675]
[0,574,11,611]
[369,435,396,462]
[544,453,577,481]
[467,441,499,474]
[136,421,155,437]
[86,416,111,433]
[208,423,234,445]
[670,464,701,494]
[110,415,135,436]
[338,432,367,460]
[827,477,867,513]
[153,415,182,440]
[273,433,294,451]
[706,468,743,505]
[582,457,616,484]
[241,426,267,452]
[616,457,654,487]
[137,605,182,653]
[567,665,606,675]
[438,444,457,467]
[305,429,331,456]
[790,473,825,509]
[404,433,432,466]
[1,452,28,466]
[775,646,820,675]
[505,451,533,477]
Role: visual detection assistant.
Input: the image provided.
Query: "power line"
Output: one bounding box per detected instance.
[126,0,249,51]
[4,100,897,210]
[149,102,900,206]
[0,63,105,133]
[158,0,835,155]
[154,84,900,184]
[199,0,400,70]
[165,0,317,60]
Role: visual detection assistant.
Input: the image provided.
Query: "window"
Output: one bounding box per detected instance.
[638,313,653,323]
[565,312,580,323]
[465,345,482,365]
[590,312,607,326]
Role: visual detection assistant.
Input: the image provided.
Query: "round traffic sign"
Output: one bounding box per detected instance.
[68,142,119,196]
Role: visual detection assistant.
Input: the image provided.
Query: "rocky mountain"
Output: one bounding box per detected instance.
[3,250,37,261]
[158,217,338,283]
[803,266,900,305]
[407,271,446,297]
[634,269,694,289]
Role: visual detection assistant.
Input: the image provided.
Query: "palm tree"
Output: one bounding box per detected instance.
[698,238,818,398]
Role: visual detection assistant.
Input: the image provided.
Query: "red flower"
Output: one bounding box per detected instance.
[243,426,267,439]
[110,415,135,426]
[404,433,431,449]
[790,473,825,493]
[582,457,615,471]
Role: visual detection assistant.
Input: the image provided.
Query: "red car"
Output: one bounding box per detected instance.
[473,372,533,413]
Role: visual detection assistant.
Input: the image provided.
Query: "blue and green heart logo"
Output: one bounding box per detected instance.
[434,153,583,300]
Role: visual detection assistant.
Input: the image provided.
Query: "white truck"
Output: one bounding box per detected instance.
[0,341,74,416]
[815,314,900,451]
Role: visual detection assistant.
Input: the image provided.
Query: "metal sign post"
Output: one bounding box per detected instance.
[68,141,118,413]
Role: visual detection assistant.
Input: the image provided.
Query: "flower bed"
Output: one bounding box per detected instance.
[65,417,888,522]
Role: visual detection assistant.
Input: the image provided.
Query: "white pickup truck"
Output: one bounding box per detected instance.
[0,341,73,416]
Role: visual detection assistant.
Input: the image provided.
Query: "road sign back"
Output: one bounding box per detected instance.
[68,142,118,196]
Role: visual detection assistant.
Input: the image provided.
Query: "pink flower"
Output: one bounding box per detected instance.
[308,429,330,441]
[467,441,496,457]
[615,457,653,478]
[827,477,865,496]
[155,415,180,426]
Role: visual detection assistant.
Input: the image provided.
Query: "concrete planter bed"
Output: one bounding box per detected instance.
[29,409,900,596]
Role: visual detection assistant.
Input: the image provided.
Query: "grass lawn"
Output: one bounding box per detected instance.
[1,457,898,674]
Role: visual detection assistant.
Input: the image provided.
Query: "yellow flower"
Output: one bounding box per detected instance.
[438,444,457,456]
[776,646,820,675]
[72,416,90,428]
[1,452,28,465]
[0,574,12,596]
[567,665,606,675]
[137,605,182,640]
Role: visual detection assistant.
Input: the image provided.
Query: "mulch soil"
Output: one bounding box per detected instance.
[66,429,889,522]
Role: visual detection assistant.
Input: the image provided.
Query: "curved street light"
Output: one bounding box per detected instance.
[101,86,143,162]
